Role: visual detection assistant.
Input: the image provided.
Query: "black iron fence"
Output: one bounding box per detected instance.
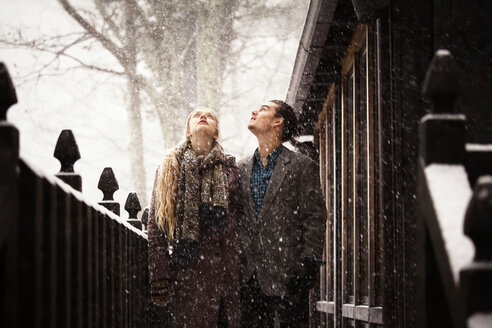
[417,50,492,328]
[0,63,168,327]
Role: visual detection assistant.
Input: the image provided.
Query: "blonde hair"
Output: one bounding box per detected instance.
[155,107,220,242]
[155,150,180,241]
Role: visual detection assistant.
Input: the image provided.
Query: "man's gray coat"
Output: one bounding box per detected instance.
[238,146,326,296]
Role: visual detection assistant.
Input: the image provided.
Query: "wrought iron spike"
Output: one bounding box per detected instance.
[98,167,119,201]
[422,49,460,113]
[124,192,142,219]
[53,129,81,173]
[464,175,492,261]
[0,63,18,121]
[141,207,149,227]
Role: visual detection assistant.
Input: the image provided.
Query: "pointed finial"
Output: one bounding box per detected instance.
[97,167,120,215]
[98,167,119,201]
[141,207,149,231]
[461,175,492,317]
[53,129,82,191]
[54,129,81,173]
[422,49,460,113]
[0,62,18,121]
[125,192,142,229]
[464,175,492,261]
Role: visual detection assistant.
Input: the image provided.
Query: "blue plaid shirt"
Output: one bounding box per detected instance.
[251,145,283,217]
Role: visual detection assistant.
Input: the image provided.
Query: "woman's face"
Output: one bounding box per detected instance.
[186,109,219,140]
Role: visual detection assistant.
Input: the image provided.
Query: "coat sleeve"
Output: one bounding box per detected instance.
[226,166,243,257]
[147,167,173,283]
[299,158,327,260]
[223,166,242,322]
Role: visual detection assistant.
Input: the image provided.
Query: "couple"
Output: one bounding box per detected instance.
[147,100,326,328]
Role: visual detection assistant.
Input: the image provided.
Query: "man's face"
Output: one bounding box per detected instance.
[248,101,283,135]
[187,109,219,139]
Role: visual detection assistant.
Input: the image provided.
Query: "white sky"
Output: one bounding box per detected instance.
[0,0,309,214]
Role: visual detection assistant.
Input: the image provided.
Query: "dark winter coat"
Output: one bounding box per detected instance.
[148,165,242,328]
[238,146,326,296]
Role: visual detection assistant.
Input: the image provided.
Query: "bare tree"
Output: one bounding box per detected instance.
[0,0,307,204]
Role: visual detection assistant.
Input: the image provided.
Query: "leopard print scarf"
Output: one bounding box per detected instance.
[174,141,233,242]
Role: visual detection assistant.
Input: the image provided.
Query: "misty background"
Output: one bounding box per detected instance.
[0,0,309,215]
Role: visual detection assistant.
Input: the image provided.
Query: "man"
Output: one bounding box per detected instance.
[238,100,326,327]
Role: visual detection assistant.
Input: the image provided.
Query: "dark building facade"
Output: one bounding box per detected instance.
[286,0,492,327]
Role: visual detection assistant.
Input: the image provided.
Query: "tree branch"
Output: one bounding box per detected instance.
[0,36,124,76]
[126,0,155,37]
[58,0,127,69]
[94,0,124,43]
[57,0,163,106]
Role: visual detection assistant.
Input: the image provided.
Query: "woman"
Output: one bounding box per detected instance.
[148,108,241,327]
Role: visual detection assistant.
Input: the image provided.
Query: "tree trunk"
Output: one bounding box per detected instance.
[196,0,226,110]
[126,76,147,206]
[125,1,147,206]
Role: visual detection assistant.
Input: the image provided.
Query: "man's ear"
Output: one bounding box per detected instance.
[272,116,284,128]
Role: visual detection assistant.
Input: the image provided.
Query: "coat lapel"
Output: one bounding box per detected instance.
[241,155,256,221]
[258,147,292,220]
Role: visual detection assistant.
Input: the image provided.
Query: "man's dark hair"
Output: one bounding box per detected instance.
[270,100,297,142]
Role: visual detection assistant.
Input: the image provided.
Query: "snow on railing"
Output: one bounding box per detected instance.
[0,62,166,327]
[418,50,492,328]
[424,164,473,283]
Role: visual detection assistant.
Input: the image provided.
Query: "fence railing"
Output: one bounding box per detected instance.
[0,63,167,327]
[417,50,492,328]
